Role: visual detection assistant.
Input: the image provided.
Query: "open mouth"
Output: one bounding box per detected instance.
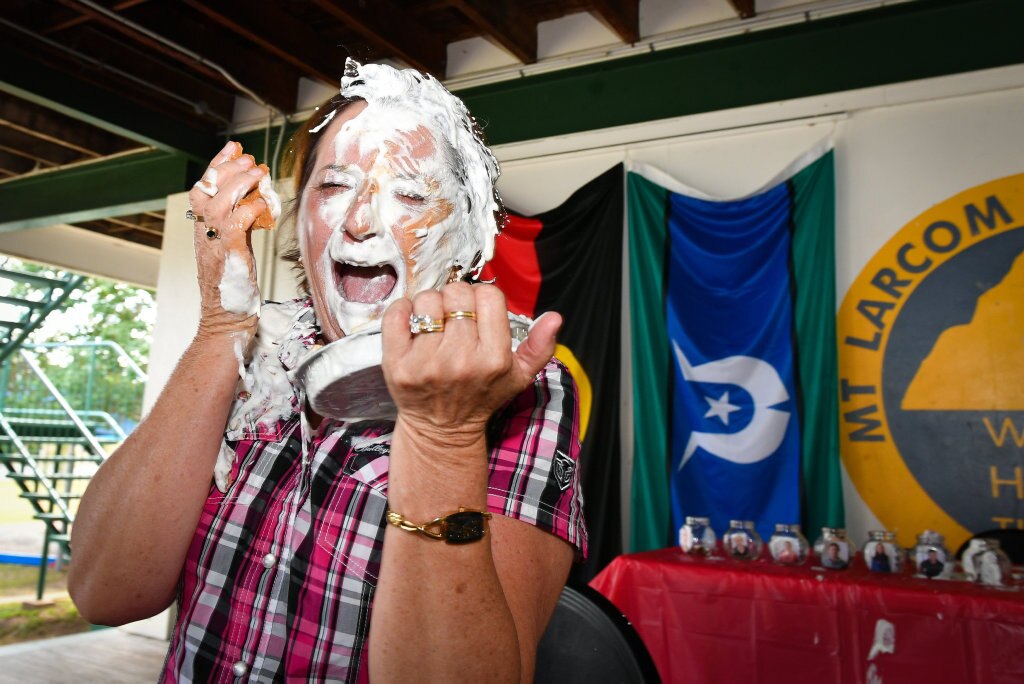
[334,262,398,304]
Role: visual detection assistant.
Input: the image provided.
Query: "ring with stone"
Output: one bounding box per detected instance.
[185,209,205,222]
[409,313,445,334]
[206,227,219,239]
[445,311,477,321]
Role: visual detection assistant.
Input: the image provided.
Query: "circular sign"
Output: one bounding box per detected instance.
[837,173,1024,550]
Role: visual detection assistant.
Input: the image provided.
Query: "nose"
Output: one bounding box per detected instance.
[343,179,379,240]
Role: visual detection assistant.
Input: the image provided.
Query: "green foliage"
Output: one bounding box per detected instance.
[0,256,153,427]
[2,257,155,368]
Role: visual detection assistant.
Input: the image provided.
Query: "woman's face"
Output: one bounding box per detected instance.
[297,100,458,340]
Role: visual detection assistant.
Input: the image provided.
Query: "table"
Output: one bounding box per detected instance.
[590,547,1024,683]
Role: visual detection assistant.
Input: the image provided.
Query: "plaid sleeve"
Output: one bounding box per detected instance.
[486,357,588,558]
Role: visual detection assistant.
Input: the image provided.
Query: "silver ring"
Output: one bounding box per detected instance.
[409,313,445,334]
[185,209,206,222]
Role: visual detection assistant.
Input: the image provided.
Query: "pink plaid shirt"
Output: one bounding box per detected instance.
[161,300,587,682]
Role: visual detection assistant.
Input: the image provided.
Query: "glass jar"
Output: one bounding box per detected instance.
[678,516,717,556]
[768,523,809,566]
[813,527,852,570]
[913,530,950,579]
[723,520,762,560]
[974,540,1012,587]
[862,530,902,573]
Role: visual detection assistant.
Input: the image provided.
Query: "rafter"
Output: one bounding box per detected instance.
[0,140,64,168]
[0,119,101,158]
[181,0,342,85]
[588,0,640,44]
[449,0,537,64]
[0,50,219,162]
[727,0,756,20]
[310,0,446,77]
[56,0,300,112]
[0,96,131,157]
[40,0,149,35]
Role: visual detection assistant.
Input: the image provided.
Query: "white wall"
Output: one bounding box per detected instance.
[147,64,1024,550]
[0,223,160,289]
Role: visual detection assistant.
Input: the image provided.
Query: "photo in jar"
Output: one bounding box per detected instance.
[820,540,850,569]
[727,532,756,559]
[866,541,898,573]
[769,537,802,565]
[915,545,946,578]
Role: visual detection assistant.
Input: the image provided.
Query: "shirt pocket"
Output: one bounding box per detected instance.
[312,445,390,584]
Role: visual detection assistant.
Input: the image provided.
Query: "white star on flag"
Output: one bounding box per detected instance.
[703,391,741,426]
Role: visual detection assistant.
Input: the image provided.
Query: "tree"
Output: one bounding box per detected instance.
[0,256,154,428]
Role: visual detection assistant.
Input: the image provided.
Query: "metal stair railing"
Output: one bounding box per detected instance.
[2,349,121,599]
[0,268,85,366]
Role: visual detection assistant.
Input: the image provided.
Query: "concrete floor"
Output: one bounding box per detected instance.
[0,628,167,683]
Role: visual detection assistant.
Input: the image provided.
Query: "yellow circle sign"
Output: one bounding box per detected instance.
[838,173,1024,551]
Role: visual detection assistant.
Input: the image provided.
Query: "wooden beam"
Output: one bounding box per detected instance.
[450,0,537,64]
[41,0,150,34]
[0,120,101,158]
[311,0,447,77]
[0,149,38,176]
[57,0,300,112]
[181,0,342,85]
[727,0,756,20]
[588,0,640,43]
[0,47,221,162]
[0,140,64,168]
[0,96,133,157]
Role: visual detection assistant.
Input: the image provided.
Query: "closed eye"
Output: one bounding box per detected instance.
[395,191,427,206]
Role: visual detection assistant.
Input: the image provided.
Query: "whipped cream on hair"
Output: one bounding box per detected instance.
[339,58,501,277]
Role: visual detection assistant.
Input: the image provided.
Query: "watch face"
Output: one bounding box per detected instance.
[444,510,488,544]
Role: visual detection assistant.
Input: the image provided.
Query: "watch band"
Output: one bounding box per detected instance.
[385,506,492,544]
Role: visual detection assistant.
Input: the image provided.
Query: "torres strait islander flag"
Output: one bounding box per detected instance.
[627,147,844,549]
[482,164,623,581]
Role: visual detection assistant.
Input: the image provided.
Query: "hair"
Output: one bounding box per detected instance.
[278,60,506,293]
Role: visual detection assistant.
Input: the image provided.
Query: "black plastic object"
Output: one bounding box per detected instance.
[534,584,660,684]
[955,528,1024,564]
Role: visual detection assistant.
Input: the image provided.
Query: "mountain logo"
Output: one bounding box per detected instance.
[837,173,1024,551]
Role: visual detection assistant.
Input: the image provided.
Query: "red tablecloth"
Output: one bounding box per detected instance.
[590,547,1024,684]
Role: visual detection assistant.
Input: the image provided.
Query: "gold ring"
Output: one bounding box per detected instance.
[409,313,445,334]
[206,227,219,239]
[445,311,477,321]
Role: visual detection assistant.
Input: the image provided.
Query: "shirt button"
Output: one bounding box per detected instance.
[232,661,248,677]
[262,553,277,569]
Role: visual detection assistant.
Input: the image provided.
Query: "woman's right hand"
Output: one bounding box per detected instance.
[186,140,268,340]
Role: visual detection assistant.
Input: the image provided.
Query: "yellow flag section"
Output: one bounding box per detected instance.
[838,173,1024,551]
[554,344,592,442]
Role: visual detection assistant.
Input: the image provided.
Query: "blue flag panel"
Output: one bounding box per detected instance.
[667,183,801,541]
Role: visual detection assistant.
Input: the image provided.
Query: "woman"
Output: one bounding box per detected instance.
[68,60,587,682]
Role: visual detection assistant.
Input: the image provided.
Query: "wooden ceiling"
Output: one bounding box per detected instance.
[0,0,763,249]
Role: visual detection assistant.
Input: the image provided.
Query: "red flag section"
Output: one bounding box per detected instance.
[480,216,544,318]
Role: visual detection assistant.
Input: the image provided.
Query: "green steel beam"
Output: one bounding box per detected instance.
[0,152,196,233]
[5,0,1022,231]
[457,0,1024,145]
[0,50,223,163]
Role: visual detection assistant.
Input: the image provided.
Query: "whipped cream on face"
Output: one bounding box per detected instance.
[295,60,504,337]
[219,251,260,316]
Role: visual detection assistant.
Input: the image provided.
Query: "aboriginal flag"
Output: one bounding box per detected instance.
[483,164,623,581]
[628,148,844,549]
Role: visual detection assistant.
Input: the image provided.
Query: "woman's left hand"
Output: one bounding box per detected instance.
[381,282,561,451]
